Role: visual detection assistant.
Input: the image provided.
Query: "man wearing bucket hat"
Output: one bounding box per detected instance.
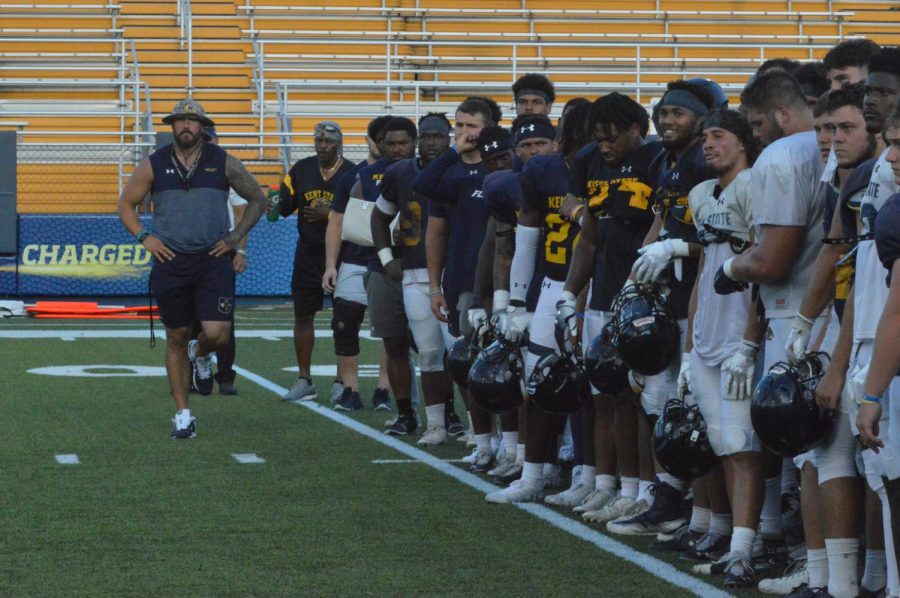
[117,98,267,439]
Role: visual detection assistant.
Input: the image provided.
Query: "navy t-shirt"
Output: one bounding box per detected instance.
[875,193,900,287]
[576,142,659,311]
[280,155,355,253]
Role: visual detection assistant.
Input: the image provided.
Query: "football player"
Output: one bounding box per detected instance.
[512,73,555,117]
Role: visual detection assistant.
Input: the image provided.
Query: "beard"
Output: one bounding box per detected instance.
[175,129,200,151]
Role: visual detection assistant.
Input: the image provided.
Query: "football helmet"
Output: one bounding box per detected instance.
[611,284,680,376]
[583,321,632,398]
[527,351,588,414]
[751,352,835,457]
[653,398,719,480]
[447,335,479,389]
[468,338,524,414]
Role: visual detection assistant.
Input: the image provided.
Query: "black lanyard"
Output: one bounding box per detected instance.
[170,145,203,190]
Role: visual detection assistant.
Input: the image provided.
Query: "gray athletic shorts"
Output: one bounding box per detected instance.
[364,270,408,339]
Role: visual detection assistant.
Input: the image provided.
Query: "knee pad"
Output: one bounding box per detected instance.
[418,347,444,373]
[332,298,366,356]
[720,425,758,457]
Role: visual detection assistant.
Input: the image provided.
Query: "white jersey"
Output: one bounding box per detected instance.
[854,149,898,342]
[750,130,825,318]
[689,171,755,366]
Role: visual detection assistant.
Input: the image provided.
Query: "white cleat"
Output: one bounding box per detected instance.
[572,489,615,513]
[756,558,808,594]
[544,468,595,507]
[416,425,448,447]
[583,496,645,524]
[487,454,517,477]
[461,447,480,464]
[485,479,545,504]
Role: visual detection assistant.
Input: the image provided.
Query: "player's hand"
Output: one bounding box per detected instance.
[430,290,449,323]
[385,259,403,284]
[555,290,578,341]
[143,234,176,262]
[713,259,749,295]
[322,266,338,293]
[857,403,884,452]
[815,365,844,411]
[233,250,247,273]
[494,306,531,344]
[559,195,584,222]
[455,129,478,154]
[302,204,330,223]
[208,238,235,258]
[677,353,691,400]
[632,239,688,284]
[785,313,814,364]
[468,307,488,337]
[721,340,759,401]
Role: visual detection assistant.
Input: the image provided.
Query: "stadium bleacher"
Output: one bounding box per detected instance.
[1,0,899,211]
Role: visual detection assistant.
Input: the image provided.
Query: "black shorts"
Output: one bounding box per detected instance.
[292,245,326,317]
[151,251,235,329]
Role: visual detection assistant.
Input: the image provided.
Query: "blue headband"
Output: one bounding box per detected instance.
[418,115,451,134]
[659,89,710,116]
[515,121,556,144]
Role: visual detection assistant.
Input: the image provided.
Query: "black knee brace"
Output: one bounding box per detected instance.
[331,298,366,356]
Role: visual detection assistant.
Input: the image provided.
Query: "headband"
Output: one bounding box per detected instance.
[659,89,709,116]
[702,111,753,147]
[515,121,556,144]
[480,135,514,157]
[418,115,451,134]
[516,88,550,103]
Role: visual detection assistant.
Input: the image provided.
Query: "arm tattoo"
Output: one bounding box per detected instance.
[224,154,266,245]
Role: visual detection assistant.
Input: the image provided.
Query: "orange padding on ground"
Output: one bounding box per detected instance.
[27,301,157,315]
[31,314,160,319]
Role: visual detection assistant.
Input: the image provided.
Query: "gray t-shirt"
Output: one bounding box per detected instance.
[750,130,825,318]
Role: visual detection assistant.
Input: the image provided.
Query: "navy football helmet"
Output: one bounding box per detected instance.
[611,284,680,376]
[468,338,524,414]
[583,321,632,398]
[653,398,719,480]
[751,352,835,457]
[448,335,479,389]
[527,351,588,414]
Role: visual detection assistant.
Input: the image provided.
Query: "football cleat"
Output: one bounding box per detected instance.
[493,461,523,486]
[487,453,518,478]
[606,482,686,536]
[282,377,316,401]
[544,466,594,508]
[757,557,808,594]
[371,387,392,411]
[651,523,703,553]
[682,532,731,562]
[583,496,645,524]
[573,489,615,513]
[384,413,418,436]
[188,339,214,396]
[218,381,239,396]
[416,425,447,447]
[170,412,196,439]
[333,387,363,411]
[469,450,495,473]
[485,478,545,504]
[445,409,468,438]
[724,557,756,588]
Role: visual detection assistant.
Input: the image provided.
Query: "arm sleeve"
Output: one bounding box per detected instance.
[412,147,461,204]
[509,225,541,304]
[375,166,400,216]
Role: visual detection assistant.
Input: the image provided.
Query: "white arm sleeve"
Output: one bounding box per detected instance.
[510,225,541,304]
[375,194,398,216]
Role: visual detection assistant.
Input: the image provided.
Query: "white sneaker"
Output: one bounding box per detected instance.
[487,453,517,477]
[756,558,808,594]
[545,467,595,507]
[461,447,480,463]
[485,478,545,504]
[583,496,644,524]
[282,377,316,401]
[573,489,615,513]
[416,425,448,447]
[329,381,345,405]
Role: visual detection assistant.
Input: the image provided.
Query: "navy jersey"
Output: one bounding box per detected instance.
[354,159,394,272]
[484,170,523,226]
[650,141,713,318]
[380,158,428,271]
[831,159,874,321]
[331,160,370,267]
[280,156,355,252]
[875,193,900,287]
[576,142,660,311]
[521,153,579,281]
[417,148,489,294]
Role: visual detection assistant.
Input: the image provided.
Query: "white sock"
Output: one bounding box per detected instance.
[638,480,655,505]
[808,548,829,589]
[781,459,799,493]
[760,476,782,538]
[621,476,639,499]
[490,434,500,453]
[522,461,543,485]
[861,549,887,593]
[689,506,711,533]
[475,433,492,454]
[730,526,756,560]
[176,409,191,426]
[710,512,733,537]
[580,465,597,486]
[501,431,518,458]
[657,472,685,492]
[596,474,616,495]
[425,404,444,428]
[825,538,859,598]
[516,443,525,464]
[466,411,474,429]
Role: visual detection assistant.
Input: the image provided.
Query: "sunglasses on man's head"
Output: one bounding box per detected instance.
[316,124,339,133]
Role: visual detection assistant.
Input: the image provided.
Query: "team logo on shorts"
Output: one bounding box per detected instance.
[218,297,233,315]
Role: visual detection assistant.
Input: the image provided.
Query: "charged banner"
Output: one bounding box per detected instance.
[0,215,298,296]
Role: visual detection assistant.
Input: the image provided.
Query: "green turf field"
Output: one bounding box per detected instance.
[0,302,745,597]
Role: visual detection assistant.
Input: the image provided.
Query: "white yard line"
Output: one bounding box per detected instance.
[231,453,266,464]
[233,363,733,598]
[55,454,81,465]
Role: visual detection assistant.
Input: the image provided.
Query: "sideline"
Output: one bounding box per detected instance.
[233,363,733,598]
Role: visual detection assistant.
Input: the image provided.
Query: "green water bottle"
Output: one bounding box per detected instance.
[266,186,281,222]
